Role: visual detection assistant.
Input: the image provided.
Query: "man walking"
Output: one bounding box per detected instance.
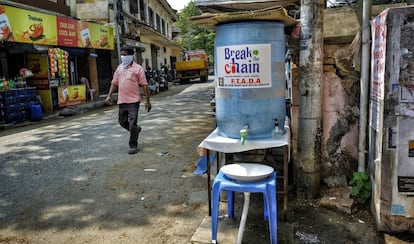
[105,46,151,154]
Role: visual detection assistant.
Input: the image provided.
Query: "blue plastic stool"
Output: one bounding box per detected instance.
[211,170,277,244]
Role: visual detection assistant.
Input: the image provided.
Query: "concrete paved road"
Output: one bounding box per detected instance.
[0,80,217,243]
[0,78,386,244]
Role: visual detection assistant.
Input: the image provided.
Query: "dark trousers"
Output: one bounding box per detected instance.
[118,102,140,147]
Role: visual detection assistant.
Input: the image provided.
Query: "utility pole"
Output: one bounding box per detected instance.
[296,0,324,198]
[113,0,121,62]
[187,26,192,51]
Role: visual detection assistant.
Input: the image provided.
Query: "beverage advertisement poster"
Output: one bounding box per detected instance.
[216,44,271,88]
[0,5,15,42]
[58,85,86,107]
[87,22,113,50]
[78,21,92,48]
[26,53,49,78]
[0,4,113,50]
[2,5,57,45]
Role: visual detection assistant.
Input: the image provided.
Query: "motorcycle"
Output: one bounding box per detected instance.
[146,70,159,94]
[158,69,169,91]
[148,76,159,95]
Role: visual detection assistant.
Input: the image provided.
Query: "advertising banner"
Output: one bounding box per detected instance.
[57,16,78,47]
[26,53,49,78]
[78,21,92,48]
[58,85,86,107]
[87,22,113,50]
[1,5,57,45]
[0,4,113,50]
[369,10,388,131]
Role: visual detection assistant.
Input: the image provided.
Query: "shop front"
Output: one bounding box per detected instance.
[0,4,114,113]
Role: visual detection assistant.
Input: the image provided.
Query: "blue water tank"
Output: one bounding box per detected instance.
[214,21,286,139]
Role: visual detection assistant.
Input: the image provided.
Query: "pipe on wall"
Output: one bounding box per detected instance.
[358,0,373,172]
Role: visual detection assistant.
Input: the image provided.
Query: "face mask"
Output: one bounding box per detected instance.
[120,55,134,68]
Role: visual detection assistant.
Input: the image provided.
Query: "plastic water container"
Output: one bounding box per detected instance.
[214,21,286,139]
[30,104,42,121]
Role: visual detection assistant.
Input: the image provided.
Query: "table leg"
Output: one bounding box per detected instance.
[207,149,211,216]
[283,145,288,218]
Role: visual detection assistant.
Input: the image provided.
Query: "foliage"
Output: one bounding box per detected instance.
[349,172,372,206]
[174,2,215,63]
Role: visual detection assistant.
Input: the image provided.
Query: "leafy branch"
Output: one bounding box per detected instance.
[349,172,372,206]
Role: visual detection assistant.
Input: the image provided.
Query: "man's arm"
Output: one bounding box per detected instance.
[105,83,117,104]
[142,85,151,112]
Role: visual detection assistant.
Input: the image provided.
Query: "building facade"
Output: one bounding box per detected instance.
[0,0,114,113]
[76,0,183,93]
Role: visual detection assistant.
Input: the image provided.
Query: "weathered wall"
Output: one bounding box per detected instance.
[289,40,361,187]
[321,44,360,184]
[290,3,408,187]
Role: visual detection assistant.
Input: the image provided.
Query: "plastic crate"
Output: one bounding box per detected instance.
[3,111,26,124]
[0,89,17,100]
[2,104,20,113]
[26,87,37,95]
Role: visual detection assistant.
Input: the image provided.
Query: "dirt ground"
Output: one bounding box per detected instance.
[0,80,411,244]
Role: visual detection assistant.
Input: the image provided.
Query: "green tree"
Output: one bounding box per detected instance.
[174,2,215,63]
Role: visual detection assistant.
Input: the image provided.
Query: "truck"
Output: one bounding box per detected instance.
[175,50,209,83]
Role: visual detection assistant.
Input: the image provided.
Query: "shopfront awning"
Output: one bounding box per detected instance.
[194,0,300,13]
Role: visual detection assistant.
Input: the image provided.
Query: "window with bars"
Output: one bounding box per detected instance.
[148,7,154,27]
[156,13,161,32]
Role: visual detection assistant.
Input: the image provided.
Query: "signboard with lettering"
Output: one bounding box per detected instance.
[87,22,113,50]
[1,5,57,45]
[26,53,49,78]
[58,85,86,107]
[57,16,78,47]
[216,44,271,88]
[0,4,113,50]
[370,10,388,131]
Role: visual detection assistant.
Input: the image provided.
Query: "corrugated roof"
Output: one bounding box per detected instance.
[194,0,300,13]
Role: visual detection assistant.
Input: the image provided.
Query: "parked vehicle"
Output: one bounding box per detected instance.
[158,68,169,91]
[148,77,159,94]
[146,70,159,95]
[175,50,209,83]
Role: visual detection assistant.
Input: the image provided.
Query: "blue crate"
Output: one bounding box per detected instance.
[1,101,19,109]
[4,110,27,124]
[26,87,37,95]
[15,88,27,96]
[0,90,17,100]
[18,95,32,104]
[2,105,20,113]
